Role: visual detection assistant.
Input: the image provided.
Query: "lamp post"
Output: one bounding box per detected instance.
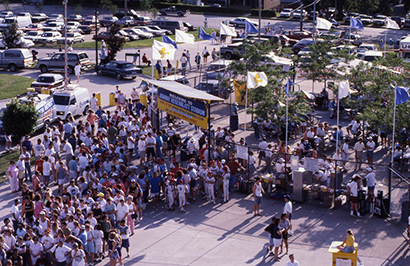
[258,0,262,42]
[95,7,99,65]
[63,0,68,88]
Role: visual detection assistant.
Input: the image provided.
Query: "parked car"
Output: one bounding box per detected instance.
[292,10,307,19]
[24,23,43,32]
[183,22,196,31]
[280,8,293,18]
[343,33,362,46]
[229,17,258,27]
[95,61,142,80]
[159,6,189,17]
[0,37,34,49]
[308,11,318,20]
[119,16,136,27]
[391,16,405,27]
[36,31,62,44]
[0,48,33,72]
[359,15,373,25]
[48,14,64,22]
[118,30,137,41]
[195,80,231,99]
[83,15,99,22]
[100,16,119,27]
[66,21,80,32]
[135,26,163,36]
[67,14,83,22]
[146,25,172,35]
[24,30,43,42]
[0,11,13,18]
[57,32,85,44]
[404,19,410,28]
[149,20,187,33]
[78,20,98,34]
[31,13,48,23]
[43,21,64,32]
[373,15,386,26]
[292,38,315,53]
[202,60,233,80]
[116,30,131,41]
[283,30,312,40]
[38,51,91,74]
[31,73,64,92]
[220,43,246,59]
[126,28,153,39]
[17,12,31,17]
[361,50,383,62]
[92,32,110,41]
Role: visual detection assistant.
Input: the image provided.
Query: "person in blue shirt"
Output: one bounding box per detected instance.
[149,172,161,206]
[156,131,164,159]
[155,60,162,78]
[78,225,88,246]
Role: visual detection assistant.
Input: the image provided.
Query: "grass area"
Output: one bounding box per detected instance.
[72,28,216,50]
[0,151,20,183]
[0,74,34,100]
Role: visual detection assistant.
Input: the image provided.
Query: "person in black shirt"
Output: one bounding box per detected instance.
[265,217,284,261]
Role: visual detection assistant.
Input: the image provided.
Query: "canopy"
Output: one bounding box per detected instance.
[141,79,224,103]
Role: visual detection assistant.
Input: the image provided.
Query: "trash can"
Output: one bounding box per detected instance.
[230,115,238,131]
[109,92,116,106]
[95,92,101,106]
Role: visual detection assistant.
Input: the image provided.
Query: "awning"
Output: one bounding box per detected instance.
[141,79,225,103]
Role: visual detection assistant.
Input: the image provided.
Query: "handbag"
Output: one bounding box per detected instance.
[131,213,138,219]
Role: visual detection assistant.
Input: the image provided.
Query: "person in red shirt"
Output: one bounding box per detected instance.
[34,156,44,175]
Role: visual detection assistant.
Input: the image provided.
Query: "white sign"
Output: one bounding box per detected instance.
[336,258,352,266]
[304,158,320,172]
[290,155,299,171]
[236,145,248,160]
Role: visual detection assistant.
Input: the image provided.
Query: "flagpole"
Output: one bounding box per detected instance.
[336,91,340,153]
[391,86,397,165]
[244,85,248,139]
[285,90,289,151]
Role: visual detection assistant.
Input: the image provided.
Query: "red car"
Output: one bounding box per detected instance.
[283,30,312,40]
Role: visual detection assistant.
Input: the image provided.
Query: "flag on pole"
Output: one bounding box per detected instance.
[316,17,332,30]
[152,40,176,60]
[175,29,195,44]
[285,78,293,95]
[162,35,177,49]
[386,17,400,30]
[220,23,237,36]
[247,72,268,89]
[245,20,258,34]
[350,17,364,30]
[395,86,410,105]
[338,80,350,99]
[198,27,213,40]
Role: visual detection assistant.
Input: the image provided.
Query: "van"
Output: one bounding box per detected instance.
[18,92,56,131]
[0,16,32,31]
[0,48,33,72]
[149,20,186,33]
[52,85,90,120]
[361,51,383,62]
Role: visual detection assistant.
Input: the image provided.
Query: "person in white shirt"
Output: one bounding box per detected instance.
[286,254,299,266]
[62,140,73,165]
[138,135,147,166]
[33,139,45,160]
[165,179,175,210]
[146,132,156,163]
[258,137,269,168]
[51,238,72,264]
[253,177,264,216]
[74,62,81,83]
[366,137,375,166]
[176,179,187,212]
[354,138,365,170]
[341,139,349,167]
[205,171,216,204]
[42,156,52,187]
[347,175,361,217]
[30,236,44,266]
[90,93,98,111]
[116,198,129,222]
[71,242,86,266]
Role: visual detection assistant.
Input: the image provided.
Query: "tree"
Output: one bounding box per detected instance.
[105,23,126,61]
[228,40,310,129]
[3,23,22,48]
[1,99,39,141]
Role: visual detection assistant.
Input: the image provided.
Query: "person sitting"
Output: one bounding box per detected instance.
[142,53,151,66]
[337,229,355,253]
[313,170,328,186]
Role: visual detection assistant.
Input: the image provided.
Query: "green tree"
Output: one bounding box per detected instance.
[345,0,379,14]
[105,23,126,61]
[228,41,310,128]
[3,23,22,48]
[1,99,39,141]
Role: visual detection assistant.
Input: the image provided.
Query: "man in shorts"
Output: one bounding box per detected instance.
[347,175,361,217]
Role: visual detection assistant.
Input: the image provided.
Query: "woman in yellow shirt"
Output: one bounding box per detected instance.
[337,229,355,253]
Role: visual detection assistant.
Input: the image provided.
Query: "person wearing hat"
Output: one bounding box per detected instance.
[232,102,238,115]
[165,178,175,211]
[176,179,188,212]
[205,171,216,204]
[347,175,361,217]
[253,177,265,216]
[365,136,375,166]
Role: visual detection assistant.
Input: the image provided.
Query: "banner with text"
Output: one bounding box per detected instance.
[157,87,208,129]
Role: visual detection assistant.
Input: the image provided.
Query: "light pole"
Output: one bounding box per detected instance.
[63,0,68,88]
[258,0,262,42]
[95,4,99,65]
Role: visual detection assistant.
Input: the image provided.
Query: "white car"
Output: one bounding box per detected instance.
[127,28,153,39]
[146,25,172,35]
[66,21,80,32]
[292,10,307,19]
[135,26,164,36]
[57,32,85,44]
[280,8,293,18]
[0,37,34,49]
[229,17,258,27]
[43,21,64,32]
[36,31,62,44]
[24,30,44,42]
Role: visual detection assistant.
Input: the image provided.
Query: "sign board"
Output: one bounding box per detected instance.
[290,155,299,171]
[336,258,351,266]
[236,145,248,160]
[304,158,320,172]
[157,87,208,129]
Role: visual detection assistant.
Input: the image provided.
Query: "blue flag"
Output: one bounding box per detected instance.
[350,17,364,30]
[162,35,177,49]
[285,78,293,95]
[198,27,213,40]
[396,86,410,105]
[245,20,258,34]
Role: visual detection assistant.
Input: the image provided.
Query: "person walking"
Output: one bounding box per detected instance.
[253,177,264,216]
[264,217,283,261]
[283,195,293,234]
[366,137,375,166]
[202,47,209,63]
[180,53,188,75]
[74,62,81,83]
[279,213,290,254]
[186,49,191,70]
[204,18,208,29]
[194,52,201,70]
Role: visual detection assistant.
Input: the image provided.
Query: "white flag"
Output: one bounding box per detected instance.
[247,72,268,89]
[386,17,400,30]
[338,80,350,99]
[316,17,332,30]
[175,29,195,44]
[220,23,237,36]
[152,40,176,60]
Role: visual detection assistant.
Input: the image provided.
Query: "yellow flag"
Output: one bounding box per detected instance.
[247,72,268,89]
